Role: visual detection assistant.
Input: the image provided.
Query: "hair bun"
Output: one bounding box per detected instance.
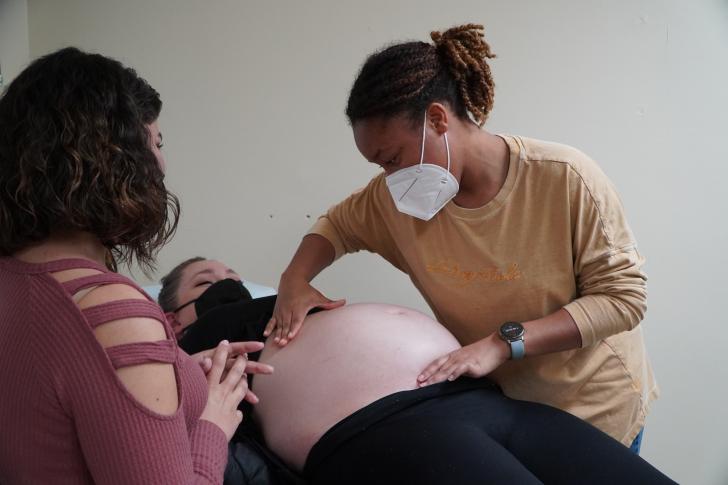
[430,24,494,60]
[429,23,496,126]
[430,30,444,45]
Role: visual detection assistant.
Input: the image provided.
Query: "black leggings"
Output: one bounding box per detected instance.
[305,379,675,485]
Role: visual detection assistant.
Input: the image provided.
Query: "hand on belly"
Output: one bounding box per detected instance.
[251,303,461,470]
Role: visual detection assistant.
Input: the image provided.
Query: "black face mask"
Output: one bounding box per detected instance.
[173,278,253,318]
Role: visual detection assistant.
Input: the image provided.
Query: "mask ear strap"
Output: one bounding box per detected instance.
[423,112,451,173]
[172,298,196,313]
[419,112,428,166]
[444,132,451,173]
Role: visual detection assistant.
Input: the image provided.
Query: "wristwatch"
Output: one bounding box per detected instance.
[498,321,525,360]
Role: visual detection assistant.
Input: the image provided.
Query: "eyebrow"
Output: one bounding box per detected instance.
[191,268,239,278]
[192,269,214,278]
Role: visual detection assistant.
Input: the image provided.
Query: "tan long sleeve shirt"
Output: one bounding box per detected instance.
[309,135,658,445]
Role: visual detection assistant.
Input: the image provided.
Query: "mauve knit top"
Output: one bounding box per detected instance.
[0,257,227,484]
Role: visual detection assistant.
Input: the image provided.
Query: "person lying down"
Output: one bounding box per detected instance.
[159,257,676,485]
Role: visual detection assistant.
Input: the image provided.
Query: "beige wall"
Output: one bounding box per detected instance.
[17,0,728,483]
[0,0,30,88]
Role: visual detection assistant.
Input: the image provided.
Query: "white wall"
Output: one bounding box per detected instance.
[0,0,29,89]
[22,0,728,483]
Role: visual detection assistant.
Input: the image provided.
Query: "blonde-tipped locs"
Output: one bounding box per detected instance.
[431,24,496,126]
[346,23,496,126]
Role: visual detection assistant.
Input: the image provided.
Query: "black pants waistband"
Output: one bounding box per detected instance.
[303,377,498,477]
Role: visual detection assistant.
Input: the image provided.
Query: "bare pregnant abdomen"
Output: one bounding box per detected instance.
[251,303,461,470]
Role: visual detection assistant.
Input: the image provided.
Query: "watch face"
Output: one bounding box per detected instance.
[500,322,525,340]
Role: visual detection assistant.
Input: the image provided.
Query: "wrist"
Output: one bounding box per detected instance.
[498,321,526,360]
[487,332,511,362]
[280,268,308,285]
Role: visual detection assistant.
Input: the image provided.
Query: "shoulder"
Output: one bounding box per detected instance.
[351,173,388,198]
[516,136,609,182]
[79,284,167,344]
[80,283,179,415]
[509,136,620,201]
[332,172,389,211]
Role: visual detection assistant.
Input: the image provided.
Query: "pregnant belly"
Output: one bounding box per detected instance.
[251,303,461,470]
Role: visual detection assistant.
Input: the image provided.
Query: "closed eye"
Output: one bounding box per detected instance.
[194,281,213,287]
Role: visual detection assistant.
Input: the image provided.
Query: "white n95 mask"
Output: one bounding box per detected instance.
[385,114,459,221]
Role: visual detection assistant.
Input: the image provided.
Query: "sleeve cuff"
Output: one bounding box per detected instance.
[563,300,598,348]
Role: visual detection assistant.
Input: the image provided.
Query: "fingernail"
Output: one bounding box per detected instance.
[221,340,229,345]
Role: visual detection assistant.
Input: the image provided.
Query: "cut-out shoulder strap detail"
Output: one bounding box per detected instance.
[106,340,177,369]
[82,300,165,329]
[50,267,103,284]
[0,257,110,275]
[62,273,140,296]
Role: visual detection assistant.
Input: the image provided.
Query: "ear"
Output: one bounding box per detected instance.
[165,311,185,337]
[426,103,450,135]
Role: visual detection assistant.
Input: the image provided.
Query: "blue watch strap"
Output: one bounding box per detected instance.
[509,339,525,360]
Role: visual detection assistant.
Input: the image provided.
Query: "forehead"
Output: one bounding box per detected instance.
[352,116,419,161]
[181,260,234,283]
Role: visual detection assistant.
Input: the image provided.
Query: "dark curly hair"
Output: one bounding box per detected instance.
[346,23,496,126]
[0,47,179,273]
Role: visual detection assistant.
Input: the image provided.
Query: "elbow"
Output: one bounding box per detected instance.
[616,292,647,331]
[601,273,648,332]
[617,272,648,331]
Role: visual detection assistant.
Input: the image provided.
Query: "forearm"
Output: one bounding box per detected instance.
[521,308,583,357]
[281,233,336,283]
[188,420,229,484]
[419,308,583,386]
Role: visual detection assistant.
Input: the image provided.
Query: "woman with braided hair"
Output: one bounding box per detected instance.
[162,257,676,485]
[264,22,659,474]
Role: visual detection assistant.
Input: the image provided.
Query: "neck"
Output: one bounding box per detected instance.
[451,128,510,209]
[13,231,108,266]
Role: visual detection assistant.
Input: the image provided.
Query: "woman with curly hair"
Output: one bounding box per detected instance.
[0,47,271,484]
[266,23,658,457]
